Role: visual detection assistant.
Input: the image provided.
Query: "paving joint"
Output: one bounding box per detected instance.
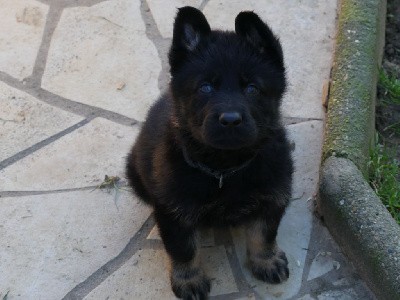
[283,117,324,126]
[61,214,156,300]
[0,118,92,170]
[210,291,255,300]
[141,0,171,91]
[0,186,98,198]
[25,5,63,87]
[0,72,140,127]
[213,228,252,293]
[199,0,210,11]
[36,0,111,8]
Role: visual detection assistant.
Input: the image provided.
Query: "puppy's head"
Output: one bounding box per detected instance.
[169,7,286,150]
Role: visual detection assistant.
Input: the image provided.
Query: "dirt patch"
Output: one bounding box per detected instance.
[376,0,400,160]
[384,0,400,66]
[16,7,44,27]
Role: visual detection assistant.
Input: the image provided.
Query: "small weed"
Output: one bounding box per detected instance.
[379,70,400,105]
[94,175,121,191]
[368,136,400,224]
[92,175,130,192]
[92,175,130,209]
[378,70,400,135]
[383,121,400,134]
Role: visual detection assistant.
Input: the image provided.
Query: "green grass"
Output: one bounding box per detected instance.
[368,137,400,224]
[379,70,400,105]
[378,69,400,134]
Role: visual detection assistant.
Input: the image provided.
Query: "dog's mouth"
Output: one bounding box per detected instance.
[200,124,258,150]
[207,139,253,150]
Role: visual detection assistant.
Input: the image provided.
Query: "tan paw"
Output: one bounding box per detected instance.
[249,247,289,283]
[171,267,211,300]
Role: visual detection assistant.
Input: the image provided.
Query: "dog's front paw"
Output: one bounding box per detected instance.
[249,247,289,283]
[171,267,211,300]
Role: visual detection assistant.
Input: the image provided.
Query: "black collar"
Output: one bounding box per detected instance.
[181,146,256,188]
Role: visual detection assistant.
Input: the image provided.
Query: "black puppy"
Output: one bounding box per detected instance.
[126,6,293,299]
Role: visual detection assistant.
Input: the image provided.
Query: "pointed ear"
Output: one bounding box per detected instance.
[235,12,284,68]
[172,7,211,51]
[169,7,211,74]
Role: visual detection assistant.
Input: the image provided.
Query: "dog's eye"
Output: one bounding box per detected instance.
[199,83,213,94]
[245,84,259,95]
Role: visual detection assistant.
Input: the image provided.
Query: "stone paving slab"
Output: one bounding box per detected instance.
[0,81,83,161]
[0,117,139,191]
[84,249,175,300]
[307,252,339,281]
[146,0,203,38]
[287,120,324,199]
[41,0,161,121]
[0,0,48,80]
[85,246,238,299]
[0,190,151,300]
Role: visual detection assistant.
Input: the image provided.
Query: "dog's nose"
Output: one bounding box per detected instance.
[219,112,242,127]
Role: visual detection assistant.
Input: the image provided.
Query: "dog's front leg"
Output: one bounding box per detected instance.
[155,208,210,300]
[246,210,289,284]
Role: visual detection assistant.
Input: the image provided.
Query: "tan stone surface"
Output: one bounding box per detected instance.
[0,81,83,161]
[84,249,177,300]
[0,0,48,80]
[42,0,161,121]
[0,117,139,191]
[307,252,337,281]
[203,0,337,119]
[287,120,324,199]
[298,295,316,300]
[317,289,357,300]
[0,189,151,300]
[147,0,202,38]
[85,246,237,299]
[146,224,161,240]
[201,246,238,296]
[236,294,256,300]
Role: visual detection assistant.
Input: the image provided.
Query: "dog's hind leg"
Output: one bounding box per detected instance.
[154,208,211,300]
[245,205,289,284]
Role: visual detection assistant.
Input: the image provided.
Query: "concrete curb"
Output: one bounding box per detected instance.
[322,0,386,174]
[319,157,400,300]
[318,0,400,299]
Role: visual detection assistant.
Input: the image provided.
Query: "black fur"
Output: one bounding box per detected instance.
[126,7,293,299]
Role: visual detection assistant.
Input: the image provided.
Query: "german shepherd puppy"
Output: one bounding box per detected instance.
[126,6,293,299]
